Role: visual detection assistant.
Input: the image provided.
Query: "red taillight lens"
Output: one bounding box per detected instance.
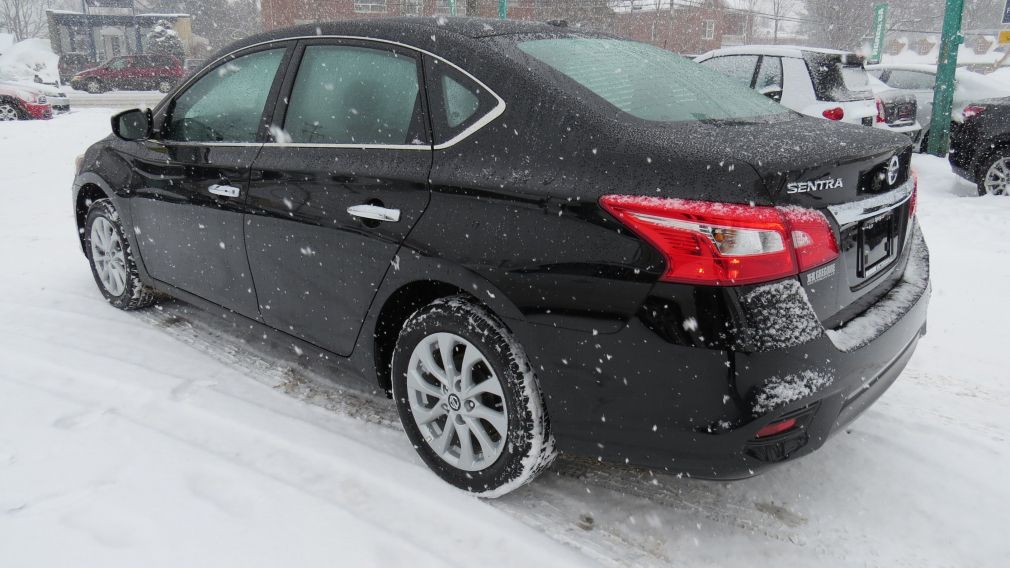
[909,169,918,218]
[875,98,886,123]
[962,104,986,120]
[779,206,841,272]
[822,107,845,121]
[600,196,839,286]
[755,417,797,438]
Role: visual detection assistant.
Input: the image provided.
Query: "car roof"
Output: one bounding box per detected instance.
[698,44,854,59]
[219,17,576,53]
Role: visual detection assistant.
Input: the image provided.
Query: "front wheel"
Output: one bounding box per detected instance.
[84,199,157,310]
[978,152,1010,196]
[391,297,556,497]
[157,79,174,93]
[0,102,21,121]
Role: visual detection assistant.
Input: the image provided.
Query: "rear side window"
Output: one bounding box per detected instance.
[425,57,501,145]
[698,55,758,87]
[166,48,285,143]
[284,45,424,145]
[518,38,789,123]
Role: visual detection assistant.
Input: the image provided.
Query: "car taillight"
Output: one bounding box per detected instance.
[875,98,886,123]
[822,107,845,121]
[962,104,986,120]
[755,417,797,438]
[599,196,839,286]
[909,169,918,218]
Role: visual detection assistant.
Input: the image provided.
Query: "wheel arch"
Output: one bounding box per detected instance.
[73,173,115,253]
[367,262,526,393]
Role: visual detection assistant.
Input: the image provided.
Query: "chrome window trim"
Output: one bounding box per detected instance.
[827,178,914,226]
[160,35,506,151]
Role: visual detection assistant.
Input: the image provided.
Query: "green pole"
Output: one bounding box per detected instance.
[927,0,965,156]
[449,0,456,16]
[498,0,507,19]
[869,3,888,64]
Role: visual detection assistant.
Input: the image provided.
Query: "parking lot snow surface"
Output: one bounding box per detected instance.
[1,109,1007,567]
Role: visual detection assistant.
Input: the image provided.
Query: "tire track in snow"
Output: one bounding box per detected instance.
[130,300,809,566]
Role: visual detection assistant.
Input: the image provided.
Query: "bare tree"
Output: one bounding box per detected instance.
[768,0,800,44]
[0,0,48,41]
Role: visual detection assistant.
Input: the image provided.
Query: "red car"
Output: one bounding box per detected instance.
[0,81,52,120]
[69,54,183,94]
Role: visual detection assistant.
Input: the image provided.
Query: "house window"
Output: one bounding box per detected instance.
[434,0,466,15]
[702,20,716,41]
[354,0,388,13]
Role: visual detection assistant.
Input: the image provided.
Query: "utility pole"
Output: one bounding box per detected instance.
[498,0,507,19]
[927,0,965,156]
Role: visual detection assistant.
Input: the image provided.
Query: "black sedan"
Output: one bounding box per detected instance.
[72,18,930,496]
[949,99,1010,195]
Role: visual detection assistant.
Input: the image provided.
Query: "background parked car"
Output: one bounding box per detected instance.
[58,53,92,84]
[696,46,877,126]
[949,98,1010,195]
[70,54,183,93]
[867,64,1010,151]
[867,75,922,143]
[183,58,206,76]
[0,81,52,120]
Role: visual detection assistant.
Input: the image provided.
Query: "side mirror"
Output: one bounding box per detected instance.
[758,85,784,103]
[112,108,152,141]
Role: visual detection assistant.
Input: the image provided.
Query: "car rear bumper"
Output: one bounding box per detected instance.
[510,224,930,479]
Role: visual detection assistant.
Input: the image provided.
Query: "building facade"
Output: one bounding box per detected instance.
[260,0,738,54]
[46,0,193,65]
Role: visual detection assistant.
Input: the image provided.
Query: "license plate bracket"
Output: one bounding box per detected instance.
[858,211,896,279]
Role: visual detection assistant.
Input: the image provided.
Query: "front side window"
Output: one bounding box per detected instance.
[166,48,285,143]
[284,45,423,145]
[698,55,759,87]
[519,38,789,123]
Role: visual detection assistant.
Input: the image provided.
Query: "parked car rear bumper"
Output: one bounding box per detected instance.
[511,226,929,479]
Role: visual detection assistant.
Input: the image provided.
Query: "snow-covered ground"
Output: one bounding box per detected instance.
[1,109,1007,567]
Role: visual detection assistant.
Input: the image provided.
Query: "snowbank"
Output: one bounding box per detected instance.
[0,38,59,84]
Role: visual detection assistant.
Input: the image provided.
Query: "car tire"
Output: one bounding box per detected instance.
[157,80,174,93]
[84,78,104,94]
[391,296,556,497]
[976,151,1010,196]
[84,199,157,310]
[0,101,21,121]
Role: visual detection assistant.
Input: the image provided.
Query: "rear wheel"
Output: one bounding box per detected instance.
[978,152,1010,196]
[391,296,556,497]
[84,78,104,94]
[157,79,174,93]
[85,199,157,310]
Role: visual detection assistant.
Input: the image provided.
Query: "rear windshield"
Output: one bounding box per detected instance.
[805,52,872,102]
[517,38,791,123]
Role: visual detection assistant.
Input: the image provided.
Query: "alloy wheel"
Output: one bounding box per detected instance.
[0,103,18,121]
[983,157,1010,196]
[90,216,128,297]
[406,332,508,471]
[158,80,173,93]
[86,80,102,94]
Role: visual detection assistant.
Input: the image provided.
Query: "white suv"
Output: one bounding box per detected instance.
[695,45,878,127]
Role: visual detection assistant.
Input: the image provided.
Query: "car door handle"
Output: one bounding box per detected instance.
[347,204,400,223]
[208,184,241,198]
